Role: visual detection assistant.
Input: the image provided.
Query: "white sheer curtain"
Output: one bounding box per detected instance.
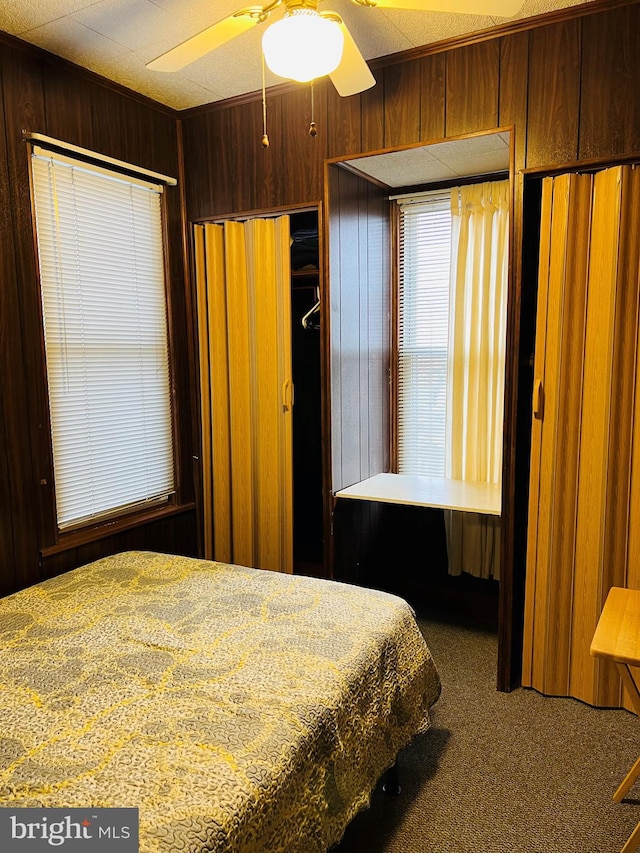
[445,180,509,580]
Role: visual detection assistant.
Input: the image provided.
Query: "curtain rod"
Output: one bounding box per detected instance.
[23,131,177,187]
[390,188,452,203]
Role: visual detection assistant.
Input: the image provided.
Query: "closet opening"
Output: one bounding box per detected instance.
[192,205,326,580]
[325,130,516,682]
[290,209,324,577]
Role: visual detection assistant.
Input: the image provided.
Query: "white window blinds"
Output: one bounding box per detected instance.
[31,145,175,530]
[397,191,452,476]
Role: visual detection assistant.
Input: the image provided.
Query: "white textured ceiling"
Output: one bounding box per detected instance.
[344,131,510,186]
[0,0,592,110]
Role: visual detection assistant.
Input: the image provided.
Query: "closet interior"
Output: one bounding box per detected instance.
[326,142,509,629]
[289,210,324,577]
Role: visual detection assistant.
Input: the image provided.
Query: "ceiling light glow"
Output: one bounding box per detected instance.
[262,10,344,83]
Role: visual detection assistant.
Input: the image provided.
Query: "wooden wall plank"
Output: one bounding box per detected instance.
[40,511,198,581]
[0,417,13,596]
[120,103,195,514]
[384,59,422,149]
[119,94,154,169]
[327,86,363,158]
[357,186,371,476]
[328,165,390,492]
[0,75,16,596]
[334,168,362,489]
[361,68,384,153]
[183,108,234,218]
[328,164,343,485]
[43,64,96,150]
[121,100,179,178]
[445,40,499,138]
[526,20,581,168]
[226,96,284,212]
[499,31,529,169]
[419,53,445,143]
[0,43,49,584]
[365,182,390,476]
[280,85,327,205]
[256,93,283,210]
[165,179,197,510]
[229,100,261,212]
[90,85,126,162]
[579,4,640,161]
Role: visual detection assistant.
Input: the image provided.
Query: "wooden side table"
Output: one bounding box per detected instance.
[591,587,640,853]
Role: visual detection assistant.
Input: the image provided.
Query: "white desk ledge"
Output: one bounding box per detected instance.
[335,473,501,516]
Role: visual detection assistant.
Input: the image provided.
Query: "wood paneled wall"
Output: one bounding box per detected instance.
[0,37,198,595]
[326,165,391,584]
[183,2,640,221]
[327,165,390,493]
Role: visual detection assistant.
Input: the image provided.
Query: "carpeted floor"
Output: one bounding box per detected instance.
[333,610,640,853]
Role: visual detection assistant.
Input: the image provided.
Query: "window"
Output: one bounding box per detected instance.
[31,143,175,531]
[396,181,509,486]
[397,191,452,477]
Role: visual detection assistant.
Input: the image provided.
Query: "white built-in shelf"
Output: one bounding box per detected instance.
[335,473,501,516]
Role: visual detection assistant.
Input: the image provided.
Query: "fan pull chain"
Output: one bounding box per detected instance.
[309,81,317,138]
[261,51,269,148]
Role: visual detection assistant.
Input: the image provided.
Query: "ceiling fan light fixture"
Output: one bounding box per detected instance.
[262,9,344,83]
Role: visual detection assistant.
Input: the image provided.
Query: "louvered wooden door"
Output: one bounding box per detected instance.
[522,165,640,707]
[194,216,293,574]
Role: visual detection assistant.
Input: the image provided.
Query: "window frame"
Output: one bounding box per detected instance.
[391,173,509,478]
[26,136,189,555]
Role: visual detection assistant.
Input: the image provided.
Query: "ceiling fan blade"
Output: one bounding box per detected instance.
[146,12,258,72]
[369,0,523,16]
[329,21,375,97]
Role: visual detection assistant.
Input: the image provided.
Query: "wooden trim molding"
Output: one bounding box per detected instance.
[521,149,640,176]
[26,131,177,185]
[390,202,400,473]
[40,502,197,558]
[192,200,322,225]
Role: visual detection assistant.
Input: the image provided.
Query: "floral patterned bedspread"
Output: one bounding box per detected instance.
[0,551,440,852]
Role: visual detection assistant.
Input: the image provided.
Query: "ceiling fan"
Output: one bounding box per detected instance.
[147,0,524,97]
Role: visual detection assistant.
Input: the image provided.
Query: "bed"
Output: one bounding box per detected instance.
[0,551,440,852]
